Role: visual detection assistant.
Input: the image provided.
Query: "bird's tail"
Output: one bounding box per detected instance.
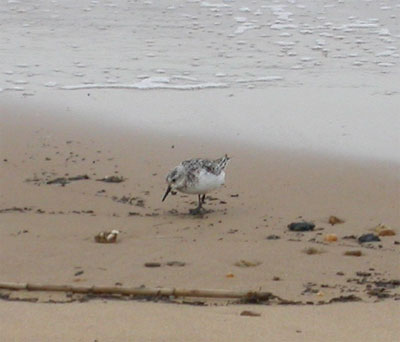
[216,154,230,171]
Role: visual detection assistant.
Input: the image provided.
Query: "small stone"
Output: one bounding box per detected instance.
[240,310,261,317]
[344,250,362,257]
[324,234,338,242]
[234,260,262,267]
[288,222,315,231]
[226,273,235,278]
[144,262,161,268]
[303,247,324,255]
[329,216,345,225]
[358,233,380,243]
[379,229,396,236]
[374,224,396,237]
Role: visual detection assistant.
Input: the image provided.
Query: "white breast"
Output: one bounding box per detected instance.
[181,170,225,194]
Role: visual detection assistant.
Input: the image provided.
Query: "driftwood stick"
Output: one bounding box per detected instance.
[0,282,273,300]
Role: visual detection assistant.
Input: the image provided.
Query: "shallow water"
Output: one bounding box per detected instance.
[1,0,399,163]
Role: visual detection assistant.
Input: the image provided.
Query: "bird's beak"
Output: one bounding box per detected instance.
[162,186,172,202]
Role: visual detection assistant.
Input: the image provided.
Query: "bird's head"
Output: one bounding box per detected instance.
[162,165,186,201]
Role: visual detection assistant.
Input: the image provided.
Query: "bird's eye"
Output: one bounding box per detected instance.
[172,179,176,183]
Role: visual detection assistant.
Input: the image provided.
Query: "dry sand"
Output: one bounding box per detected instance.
[1,301,399,342]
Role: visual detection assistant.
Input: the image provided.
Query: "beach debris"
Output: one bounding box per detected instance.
[303,247,324,255]
[47,174,89,186]
[234,260,262,268]
[344,250,363,257]
[0,207,31,213]
[240,310,261,317]
[302,283,319,295]
[288,222,315,232]
[166,261,186,267]
[112,195,132,204]
[96,175,125,183]
[374,224,396,237]
[266,234,281,240]
[272,276,281,281]
[342,235,357,240]
[94,230,120,243]
[367,288,393,299]
[144,262,161,268]
[328,216,345,225]
[112,195,145,207]
[324,234,338,242]
[358,233,380,243]
[135,199,145,207]
[374,279,400,289]
[0,282,283,302]
[226,273,235,278]
[328,295,361,303]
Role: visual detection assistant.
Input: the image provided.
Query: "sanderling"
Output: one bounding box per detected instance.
[162,154,230,214]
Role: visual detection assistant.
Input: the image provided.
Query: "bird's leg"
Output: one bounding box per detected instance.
[201,194,206,204]
[189,194,205,215]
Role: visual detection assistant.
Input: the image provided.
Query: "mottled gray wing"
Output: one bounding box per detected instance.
[182,158,219,175]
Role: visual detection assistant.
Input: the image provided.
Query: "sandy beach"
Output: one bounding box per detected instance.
[1,0,400,341]
[1,90,399,340]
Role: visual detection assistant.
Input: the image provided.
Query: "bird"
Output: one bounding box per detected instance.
[162,154,230,214]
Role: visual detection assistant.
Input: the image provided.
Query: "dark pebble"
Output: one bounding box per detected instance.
[166,261,186,267]
[266,234,281,240]
[358,233,381,243]
[356,272,371,277]
[144,262,161,268]
[240,310,261,317]
[288,222,315,232]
